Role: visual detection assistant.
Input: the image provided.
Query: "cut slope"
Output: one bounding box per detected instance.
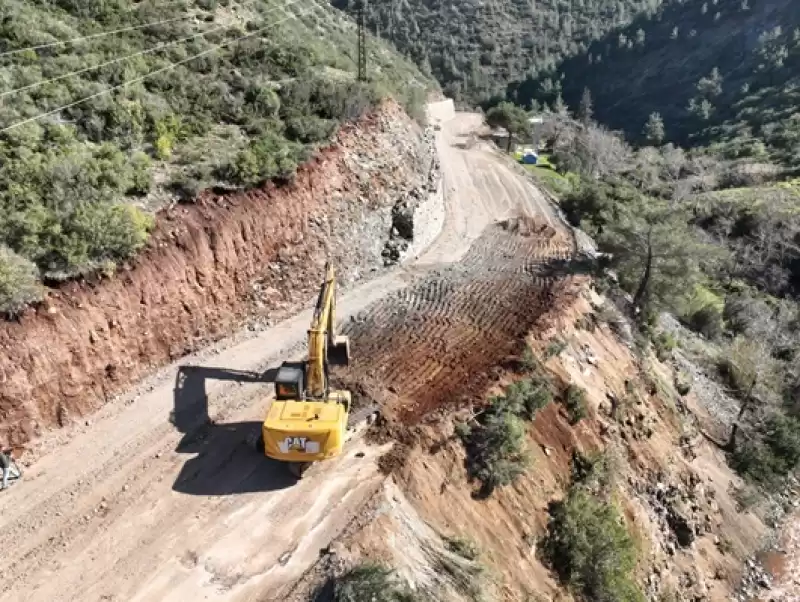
[0,100,436,446]
[337,217,574,423]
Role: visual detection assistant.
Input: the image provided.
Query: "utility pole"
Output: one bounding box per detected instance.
[356,0,367,81]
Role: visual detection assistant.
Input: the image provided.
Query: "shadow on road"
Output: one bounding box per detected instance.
[171,365,295,496]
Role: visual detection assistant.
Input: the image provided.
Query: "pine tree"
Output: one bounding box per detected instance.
[643,112,665,145]
[578,87,593,124]
[553,93,569,116]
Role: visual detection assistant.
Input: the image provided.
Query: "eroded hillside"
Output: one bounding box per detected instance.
[289,268,774,602]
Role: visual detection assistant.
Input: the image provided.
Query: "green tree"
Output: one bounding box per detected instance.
[600,198,718,314]
[486,102,531,152]
[544,487,645,602]
[643,112,665,145]
[553,93,569,116]
[578,87,594,124]
[696,67,723,98]
[688,97,713,120]
[721,337,779,451]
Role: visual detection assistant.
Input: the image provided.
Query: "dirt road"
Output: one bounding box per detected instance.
[1,102,563,602]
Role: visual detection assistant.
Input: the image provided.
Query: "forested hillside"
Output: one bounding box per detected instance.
[513,0,800,165]
[0,0,432,313]
[334,0,665,105]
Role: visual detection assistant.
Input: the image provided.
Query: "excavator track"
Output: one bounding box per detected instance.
[336,217,576,423]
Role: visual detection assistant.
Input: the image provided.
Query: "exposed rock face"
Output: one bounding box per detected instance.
[382,130,441,265]
[0,100,437,446]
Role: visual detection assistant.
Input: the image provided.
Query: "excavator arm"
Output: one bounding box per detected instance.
[305,263,350,399]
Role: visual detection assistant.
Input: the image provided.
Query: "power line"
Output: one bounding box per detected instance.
[0,7,309,135]
[0,14,198,59]
[0,1,300,100]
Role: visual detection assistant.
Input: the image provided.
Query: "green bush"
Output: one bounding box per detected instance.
[45,203,153,278]
[687,305,724,340]
[520,344,539,373]
[564,385,589,425]
[285,115,338,144]
[570,450,612,490]
[333,564,420,602]
[228,131,306,186]
[504,377,553,420]
[0,246,42,315]
[543,487,645,602]
[731,414,800,490]
[674,373,692,396]
[723,293,765,336]
[460,410,530,496]
[129,152,154,195]
[545,338,568,359]
[653,331,677,362]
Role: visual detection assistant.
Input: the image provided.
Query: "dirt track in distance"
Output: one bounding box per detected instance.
[0,103,570,602]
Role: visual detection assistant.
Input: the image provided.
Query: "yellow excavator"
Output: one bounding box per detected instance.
[257,262,353,478]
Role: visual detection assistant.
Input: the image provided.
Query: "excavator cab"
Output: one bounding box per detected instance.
[259,263,353,478]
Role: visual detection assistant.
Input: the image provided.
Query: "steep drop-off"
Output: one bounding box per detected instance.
[288,283,772,602]
[0,100,438,446]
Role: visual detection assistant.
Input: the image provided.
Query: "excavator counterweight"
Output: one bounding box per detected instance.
[258,262,353,478]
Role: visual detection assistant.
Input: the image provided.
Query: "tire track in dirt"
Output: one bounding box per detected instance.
[337,217,576,423]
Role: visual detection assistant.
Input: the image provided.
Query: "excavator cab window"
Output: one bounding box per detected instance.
[274,364,304,401]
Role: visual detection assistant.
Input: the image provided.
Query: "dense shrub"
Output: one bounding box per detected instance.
[45,204,153,278]
[227,131,307,186]
[284,115,338,144]
[503,377,553,420]
[653,331,677,362]
[332,564,420,602]
[0,246,42,315]
[459,410,530,496]
[724,293,766,336]
[545,338,568,359]
[564,385,589,425]
[687,305,724,340]
[543,487,645,602]
[731,414,800,490]
[674,373,692,397]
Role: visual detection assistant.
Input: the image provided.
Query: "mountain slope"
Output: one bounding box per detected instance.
[512,0,800,165]
[0,0,433,304]
[335,0,665,105]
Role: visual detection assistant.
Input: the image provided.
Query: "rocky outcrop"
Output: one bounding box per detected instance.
[382,131,441,265]
[0,100,437,446]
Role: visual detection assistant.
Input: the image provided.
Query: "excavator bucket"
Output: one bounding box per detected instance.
[328,334,350,367]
